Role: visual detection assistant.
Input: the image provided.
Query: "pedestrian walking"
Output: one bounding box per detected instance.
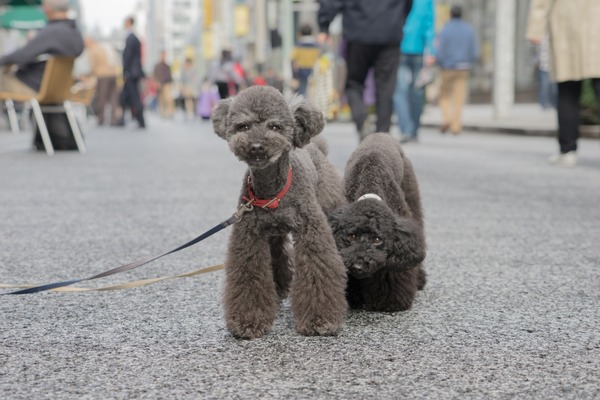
[290,24,320,97]
[85,37,120,126]
[144,78,159,112]
[153,50,175,119]
[196,78,220,120]
[318,0,413,139]
[436,5,478,136]
[179,58,198,120]
[210,49,243,100]
[527,0,600,167]
[118,16,146,129]
[393,0,436,143]
[308,48,339,121]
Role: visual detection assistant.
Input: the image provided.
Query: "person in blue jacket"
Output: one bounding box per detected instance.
[393,0,436,143]
[436,5,478,135]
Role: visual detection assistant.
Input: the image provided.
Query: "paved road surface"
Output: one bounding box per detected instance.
[1,117,599,399]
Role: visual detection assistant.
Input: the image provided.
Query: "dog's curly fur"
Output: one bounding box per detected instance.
[328,133,427,312]
[212,86,348,339]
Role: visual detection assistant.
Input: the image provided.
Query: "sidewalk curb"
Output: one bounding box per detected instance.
[421,122,554,137]
[421,122,600,139]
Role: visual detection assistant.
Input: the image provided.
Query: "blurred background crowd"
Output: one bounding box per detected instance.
[0,1,571,112]
[0,0,599,163]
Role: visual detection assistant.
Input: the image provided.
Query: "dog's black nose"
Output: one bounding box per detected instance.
[250,143,263,153]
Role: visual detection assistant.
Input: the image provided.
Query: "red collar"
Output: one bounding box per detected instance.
[243,167,292,209]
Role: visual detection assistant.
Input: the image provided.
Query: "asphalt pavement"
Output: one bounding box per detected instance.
[1,114,599,399]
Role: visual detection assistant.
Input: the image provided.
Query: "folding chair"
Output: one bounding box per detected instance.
[0,56,86,156]
[69,77,97,125]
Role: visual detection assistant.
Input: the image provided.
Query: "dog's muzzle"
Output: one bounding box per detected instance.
[349,263,372,279]
[249,143,267,160]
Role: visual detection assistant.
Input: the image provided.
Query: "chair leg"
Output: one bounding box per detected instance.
[64,101,86,154]
[5,99,20,134]
[20,102,31,131]
[30,99,54,156]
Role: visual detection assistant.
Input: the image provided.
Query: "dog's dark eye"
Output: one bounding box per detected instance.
[372,237,383,246]
[236,123,250,132]
[348,234,357,242]
[268,123,282,131]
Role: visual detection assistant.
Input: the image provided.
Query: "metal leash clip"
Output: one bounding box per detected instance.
[232,199,255,223]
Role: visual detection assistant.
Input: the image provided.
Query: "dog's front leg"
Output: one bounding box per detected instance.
[361,268,419,312]
[222,222,279,339]
[291,206,348,336]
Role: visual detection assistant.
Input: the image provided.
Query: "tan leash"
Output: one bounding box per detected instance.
[2,202,255,295]
[0,264,224,293]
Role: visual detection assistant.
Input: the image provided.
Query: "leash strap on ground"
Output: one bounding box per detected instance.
[1,205,251,296]
[0,264,224,293]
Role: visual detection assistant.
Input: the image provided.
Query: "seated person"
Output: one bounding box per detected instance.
[0,0,84,97]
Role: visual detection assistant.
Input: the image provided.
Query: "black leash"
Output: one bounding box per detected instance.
[2,203,254,295]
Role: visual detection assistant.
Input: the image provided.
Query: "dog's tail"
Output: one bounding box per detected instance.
[311,136,329,156]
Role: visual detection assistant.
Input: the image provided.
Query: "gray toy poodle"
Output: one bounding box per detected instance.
[328,133,427,312]
[211,85,348,339]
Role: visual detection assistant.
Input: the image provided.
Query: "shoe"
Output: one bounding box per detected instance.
[399,134,418,143]
[440,123,449,134]
[549,151,576,166]
[358,121,372,141]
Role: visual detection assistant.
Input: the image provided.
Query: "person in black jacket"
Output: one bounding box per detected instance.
[318,0,413,139]
[117,16,146,128]
[0,0,84,96]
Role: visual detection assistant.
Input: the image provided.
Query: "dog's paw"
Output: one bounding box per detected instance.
[225,308,276,339]
[227,320,272,340]
[296,317,344,337]
[363,299,413,312]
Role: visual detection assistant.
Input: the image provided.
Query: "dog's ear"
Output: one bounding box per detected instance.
[327,207,348,241]
[211,97,233,139]
[327,210,342,235]
[288,95,325,148]
[388,217,426,269]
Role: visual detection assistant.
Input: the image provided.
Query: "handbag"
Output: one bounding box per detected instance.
[415,65,436,89]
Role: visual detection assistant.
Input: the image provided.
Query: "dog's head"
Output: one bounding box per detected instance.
[329,199,423,279]
[211,86,325,169]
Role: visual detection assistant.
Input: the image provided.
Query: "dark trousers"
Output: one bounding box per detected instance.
[216,81,230,100]
[216,81,239,99]
[297,68,313,97]
[345,41,400,133]
[94,76,118,125]
[119,77,145,127]
[393,54,425,136]
[557,79,600,153]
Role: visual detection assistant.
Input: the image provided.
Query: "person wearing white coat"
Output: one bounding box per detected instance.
[527,0,600,166]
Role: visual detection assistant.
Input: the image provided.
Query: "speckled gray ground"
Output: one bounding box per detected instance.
[1,116,599,399]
